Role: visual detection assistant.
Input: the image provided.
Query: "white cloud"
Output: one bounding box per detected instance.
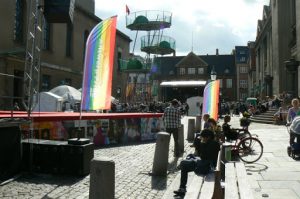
[94,0,269,56]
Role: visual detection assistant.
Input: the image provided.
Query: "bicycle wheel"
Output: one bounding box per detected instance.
[237,137,263,163]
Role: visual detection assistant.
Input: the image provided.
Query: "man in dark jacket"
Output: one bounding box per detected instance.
[174,129,220,196]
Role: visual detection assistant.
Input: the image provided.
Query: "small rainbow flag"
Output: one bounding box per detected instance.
[202,80,220,120]
[81,16,117,110]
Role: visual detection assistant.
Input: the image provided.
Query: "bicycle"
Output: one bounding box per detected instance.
[223,126,263,164]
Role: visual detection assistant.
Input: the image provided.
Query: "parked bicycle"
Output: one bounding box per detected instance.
[222,116,263,164]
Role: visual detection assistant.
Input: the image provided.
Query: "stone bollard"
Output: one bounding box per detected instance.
[89,157,115,199]
[195,115,202,132]
[178,125,184,154]
[187,118,195,141]
[152,132,170,176]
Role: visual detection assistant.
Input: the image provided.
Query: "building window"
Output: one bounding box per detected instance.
[14,0,23,43]
[41,75,51,91]
[226,79,232,88]
[240,80,248,88]
[66,23,73,57]
[43,18,51,50]
[240,66,248,73]
[188,68,195,74]
[240,57,246,62]
[179,68,185,75]
[240,93,247,101]
[198,68,204,74]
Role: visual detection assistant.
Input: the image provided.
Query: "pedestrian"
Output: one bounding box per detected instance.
[162,99,182,157]
[184,102,189,116]
[14,102,20,111]
[173,129,220,196]
[202,113,210,129]
[287,98,300,144]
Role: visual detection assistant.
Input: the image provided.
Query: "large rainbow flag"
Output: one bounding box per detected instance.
[202,80,220,120]
[81,16,117,110]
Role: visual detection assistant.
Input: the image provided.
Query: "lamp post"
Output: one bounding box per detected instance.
[211,66,217,81]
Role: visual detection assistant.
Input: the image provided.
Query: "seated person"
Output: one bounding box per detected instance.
[222,115,239,141]
[273,107,286,124]
[202,113,210,129]
[174,129,220,196]
[207,118,223,142]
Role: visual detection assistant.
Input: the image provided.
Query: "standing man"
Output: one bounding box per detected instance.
[163,99,182,157]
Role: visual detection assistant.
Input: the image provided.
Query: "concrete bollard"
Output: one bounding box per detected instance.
[178,125,184,154]
[195,115,202,132]
[89,157,115,199]
[152,132,170,176]
[187,118,195,141]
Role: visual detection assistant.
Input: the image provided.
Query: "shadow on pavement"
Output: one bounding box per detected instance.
[14,172,85,186]
[245,163,268,172]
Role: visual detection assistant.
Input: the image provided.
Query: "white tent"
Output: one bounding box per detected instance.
[49,85,81,106]
[186,96,203,116]
[33,92,63,112]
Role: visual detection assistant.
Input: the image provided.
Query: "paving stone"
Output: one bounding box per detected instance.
[1,116,300,198]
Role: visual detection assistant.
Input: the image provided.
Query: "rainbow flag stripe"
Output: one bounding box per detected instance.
[202,80,220,120]
[81,16,117,110]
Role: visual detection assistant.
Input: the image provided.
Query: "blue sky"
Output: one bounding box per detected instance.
[95,0,269,56]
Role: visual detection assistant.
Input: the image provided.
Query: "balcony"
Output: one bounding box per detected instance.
[126,10,172,31]
[141,35,175,55]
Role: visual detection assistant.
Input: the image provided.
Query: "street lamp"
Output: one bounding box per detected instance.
[211,66,217,81]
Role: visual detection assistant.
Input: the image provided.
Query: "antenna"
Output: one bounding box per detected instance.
[191,31,194,52]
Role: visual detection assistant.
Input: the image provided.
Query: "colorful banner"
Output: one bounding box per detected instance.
[202,80,220,120]
[81,16,117,110]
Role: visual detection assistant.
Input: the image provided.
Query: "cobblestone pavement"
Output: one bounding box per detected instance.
[2,116,299,199]
[0,117,194,199]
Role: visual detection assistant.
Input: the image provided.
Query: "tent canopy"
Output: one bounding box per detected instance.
[49,85,81,104]
[160,80,207,87]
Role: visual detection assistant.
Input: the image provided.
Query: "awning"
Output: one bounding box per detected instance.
[160,80,207,87]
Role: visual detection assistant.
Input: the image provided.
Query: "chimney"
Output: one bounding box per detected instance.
[216,48,219,56]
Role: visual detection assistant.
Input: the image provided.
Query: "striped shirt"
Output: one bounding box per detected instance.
[163,105,181,128]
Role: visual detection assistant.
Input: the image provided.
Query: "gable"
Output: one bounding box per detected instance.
[175,52,208,67]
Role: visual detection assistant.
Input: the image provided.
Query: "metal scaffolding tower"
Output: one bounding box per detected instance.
[22,0,43,116]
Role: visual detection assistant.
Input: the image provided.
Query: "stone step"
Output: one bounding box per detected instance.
[250,118,274,124]
[252,115,274,120]
[250,109,278,124]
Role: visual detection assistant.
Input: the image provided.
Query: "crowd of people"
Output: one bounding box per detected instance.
[161,98,254,196]
[164,93,300,196]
